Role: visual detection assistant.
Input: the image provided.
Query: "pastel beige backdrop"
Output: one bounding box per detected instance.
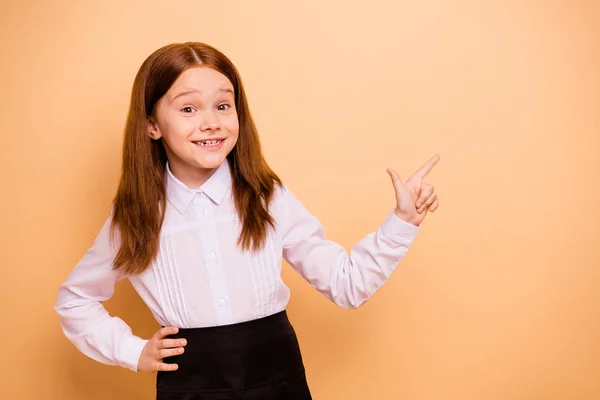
[1,0,598,399]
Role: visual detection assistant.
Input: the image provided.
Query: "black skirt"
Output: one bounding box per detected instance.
[156,310,312,399]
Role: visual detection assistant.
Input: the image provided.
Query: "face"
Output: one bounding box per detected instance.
[148,66,239,188]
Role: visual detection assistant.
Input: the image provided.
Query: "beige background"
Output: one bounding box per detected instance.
[1,0,599,399]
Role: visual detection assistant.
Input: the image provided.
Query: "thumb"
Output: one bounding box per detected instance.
[386,168,408,198]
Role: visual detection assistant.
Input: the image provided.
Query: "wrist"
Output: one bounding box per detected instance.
[393,208,419,227]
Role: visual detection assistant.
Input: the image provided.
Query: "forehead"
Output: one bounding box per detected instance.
[167,66,233,99]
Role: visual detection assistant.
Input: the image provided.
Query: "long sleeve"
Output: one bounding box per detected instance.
[54,214,148,372]
[280,185,420,308]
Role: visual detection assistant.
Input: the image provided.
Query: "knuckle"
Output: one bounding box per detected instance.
[151,361,160,372]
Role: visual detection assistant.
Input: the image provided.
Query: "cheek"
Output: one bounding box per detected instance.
[163,118,194,141]
[224,116,240,137]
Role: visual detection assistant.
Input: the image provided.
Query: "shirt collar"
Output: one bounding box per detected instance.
[165,159,232,214]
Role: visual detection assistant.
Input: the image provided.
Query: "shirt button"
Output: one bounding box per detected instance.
[218,299,227,306]
[201,209,208,215]
[208,252,216,259]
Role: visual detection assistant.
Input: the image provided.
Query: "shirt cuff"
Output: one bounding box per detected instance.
[380,209,420,245]
[117,335,149,372]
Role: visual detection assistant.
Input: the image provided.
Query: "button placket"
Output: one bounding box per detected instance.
[195,196,234,325]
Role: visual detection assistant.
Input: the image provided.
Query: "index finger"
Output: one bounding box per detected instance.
[411,154,440,180]
[154,326,179,340]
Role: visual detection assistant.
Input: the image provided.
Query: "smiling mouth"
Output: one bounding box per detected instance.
[193,139,224,146]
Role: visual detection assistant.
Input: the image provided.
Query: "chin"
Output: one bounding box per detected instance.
[196,157,226,170]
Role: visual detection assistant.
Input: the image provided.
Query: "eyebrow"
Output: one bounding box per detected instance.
[171,88,234,102]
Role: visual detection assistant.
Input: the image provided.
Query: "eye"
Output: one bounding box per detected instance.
[217,103,231,111]
[181,106,195,113]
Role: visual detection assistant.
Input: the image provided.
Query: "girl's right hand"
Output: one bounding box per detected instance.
[137,326,187,373]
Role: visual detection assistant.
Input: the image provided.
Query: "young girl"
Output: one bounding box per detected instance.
[55,42,439,399]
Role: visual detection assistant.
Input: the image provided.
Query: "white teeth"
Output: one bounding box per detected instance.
[196,139,222,146]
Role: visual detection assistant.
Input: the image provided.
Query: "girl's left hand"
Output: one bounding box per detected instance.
[386,154,440,227]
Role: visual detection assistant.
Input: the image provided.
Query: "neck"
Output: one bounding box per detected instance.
[168,163,218,189]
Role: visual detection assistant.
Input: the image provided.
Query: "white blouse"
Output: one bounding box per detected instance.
[55,160,420,372]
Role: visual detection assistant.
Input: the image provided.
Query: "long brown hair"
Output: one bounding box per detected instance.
[110,42,281,276]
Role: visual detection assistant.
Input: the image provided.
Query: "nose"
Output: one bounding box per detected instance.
[199,110,219,132]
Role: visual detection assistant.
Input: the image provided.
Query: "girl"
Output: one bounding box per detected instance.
[55,42,439,400]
